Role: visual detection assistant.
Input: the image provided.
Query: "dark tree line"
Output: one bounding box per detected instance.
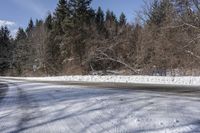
[1,0,200,76]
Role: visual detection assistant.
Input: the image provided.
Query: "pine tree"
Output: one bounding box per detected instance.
[105,10,118,36]
[26,18,34,35]
[16,28,27,41]
[45,13,53,30]
[110,11,117,23]
[69,0,94,25]
[0,26,11,75]
[44,13,62,74]
[95,7,104,25]
[45,0,71,73]
[106,10,117,23]
[35,19,43,27]
[54,0,70,22]
[105,10,111,22]
[54,0,70,34]
[95,7,105,33]
[44,32,63,75]
[148,0,172,26]
[14,28,28,75]
[119,12,126,26]
[0,26,10,43]
[63,0,94,62]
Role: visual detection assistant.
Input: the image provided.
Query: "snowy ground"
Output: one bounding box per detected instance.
[0,79,200,133]
[2,75,200,86]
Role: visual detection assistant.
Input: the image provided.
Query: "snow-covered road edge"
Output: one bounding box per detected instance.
[1,76,200,86]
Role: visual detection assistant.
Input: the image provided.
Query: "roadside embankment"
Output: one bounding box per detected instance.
[1,76,200,86]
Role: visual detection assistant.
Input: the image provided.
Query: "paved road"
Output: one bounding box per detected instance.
[0,79,200,133]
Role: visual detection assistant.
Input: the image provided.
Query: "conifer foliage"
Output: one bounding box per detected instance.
[2,0,200,76]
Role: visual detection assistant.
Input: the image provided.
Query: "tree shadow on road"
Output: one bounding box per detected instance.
[0,82,200,133]
[0,83,8,102]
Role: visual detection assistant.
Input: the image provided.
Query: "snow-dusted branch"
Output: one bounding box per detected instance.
[95,49,138,74]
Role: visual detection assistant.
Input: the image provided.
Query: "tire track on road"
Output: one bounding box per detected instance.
[0,83,8,102]
[0,82,20,133]
[10,82,43,133]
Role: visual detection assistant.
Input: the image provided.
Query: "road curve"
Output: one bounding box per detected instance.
[0,79,200,133]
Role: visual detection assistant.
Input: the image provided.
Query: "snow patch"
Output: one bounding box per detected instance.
[2,76,200,86]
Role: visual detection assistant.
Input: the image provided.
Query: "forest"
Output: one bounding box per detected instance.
[1,0,200,76]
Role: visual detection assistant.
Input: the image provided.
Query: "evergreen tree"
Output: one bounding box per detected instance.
[16,28,27,41]
[0,26,10,43]
[69,0,94,24]
[44,13,62,74]
[105,10,118,36]
[45,13,53,30]
[35,19,43,27]
[54,0,70,34]
[64,0,94,62]
[105,10,111,22]
[26,18,34,35]
[119,12,126,26]
[0,26,11,75]
[95,7,105,33]
[148,0,172,26]
[54,0,70,22]
[95,7,104,25]
[106,10,117,23]
[14,28,28,75]
[45,0,71,73]
[110,11,117,23]
[44,32,63,75]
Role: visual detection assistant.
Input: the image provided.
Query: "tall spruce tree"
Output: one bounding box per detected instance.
[106,10,117,23]
[148,0,172,26]
[13,28,28,75]
[69,0,94,25]
[64,0,94,62]
[105,10,118,36]
[96,7,104,25]
[16,28,27,41]
[105,10,111,22]
[0,26,11,75]
[54,0,70,34]
[45,13,53,30]
[119,12,127,26]
[44,0,71,74]
[44,13,61,75]
[95,7,105,32]
[26,18,34,36]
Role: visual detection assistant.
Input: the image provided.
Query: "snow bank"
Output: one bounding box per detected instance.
[2,76,200,86]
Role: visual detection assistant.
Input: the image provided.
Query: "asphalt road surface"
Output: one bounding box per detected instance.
[0,79,200,133]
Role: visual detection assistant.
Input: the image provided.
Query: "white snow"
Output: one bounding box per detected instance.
[0,80,200,133]
[2,75,200,86]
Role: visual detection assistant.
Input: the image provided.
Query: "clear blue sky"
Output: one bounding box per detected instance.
[0,0,144,36]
